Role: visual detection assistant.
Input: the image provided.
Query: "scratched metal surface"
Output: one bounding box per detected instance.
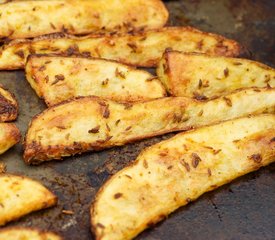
[1,0,275,239]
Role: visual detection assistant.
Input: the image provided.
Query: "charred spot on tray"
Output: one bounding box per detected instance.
[88,126,100,134]
[223,97,232,107]
[114,193,123,199]
[15,50,25,59]
[191,153,201,168]
[249,154,262,163]
[52,74,65,85]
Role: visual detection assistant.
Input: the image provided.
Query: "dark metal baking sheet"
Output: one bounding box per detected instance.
[1,0,274,239]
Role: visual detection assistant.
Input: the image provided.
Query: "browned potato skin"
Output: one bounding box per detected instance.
[25,54,166,106]
[23,88,275,164]
[0,227,62,240]
[157,51,275,99]
[91,115,275,240]
[0,123,20,155]
[0,86,18,122]
[0,0,168,39]
[0,174,57,226]
[0,27,241,70]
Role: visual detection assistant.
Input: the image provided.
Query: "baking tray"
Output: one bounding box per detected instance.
[1,0,275,239]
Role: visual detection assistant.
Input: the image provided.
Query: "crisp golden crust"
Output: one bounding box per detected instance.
[0,86,18,122]
[91,115,275,240]
[0,174,57,226]
[0,227,62,240]
[0,122,20,155]
[23,88,275,164]
[0,0,168,39]
[157,51,275,99]
[0,27,241,70]
[25,55,166,106]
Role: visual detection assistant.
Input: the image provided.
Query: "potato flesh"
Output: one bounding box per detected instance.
[25,55,166,106]
[91,115,275,240]
[0,27,241,70]
[0,228,62,240]
[24,88,275,164]
[0,0,168,39]
[0,123,20,155]
[157,52,275,99]
[0,174,57,226]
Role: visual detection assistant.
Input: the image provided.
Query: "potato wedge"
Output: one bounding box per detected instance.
[0,86,18,122]
[0,27,241,70]
[157,51,275,99]
[23,88,275,164]
[0,227,62,240]
[25,55,166,106]
[0,174,57,226]
[91,114,275,240]
[0,123,20,155]
[0,0,168,40]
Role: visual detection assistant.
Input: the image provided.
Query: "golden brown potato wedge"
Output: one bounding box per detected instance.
[0,0,168,39]
[91,114,275,240]
[23,88,275,164]
[0,227,62,240]
[157,51,275,99]
[0,123,20,155]
[0,86,18,122]
[0,163,5,173]
[25,55,166,106]
[0,174,57,226]
[0,27,241,70]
